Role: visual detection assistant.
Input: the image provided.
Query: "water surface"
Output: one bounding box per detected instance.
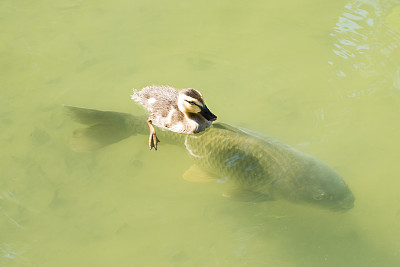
[1,0,400,266]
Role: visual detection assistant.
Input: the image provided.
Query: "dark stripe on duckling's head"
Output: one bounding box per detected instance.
[181,88,204,105]
[178,88,217,121]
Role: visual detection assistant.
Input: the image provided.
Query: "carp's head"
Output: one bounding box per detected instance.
[274,157,355,212]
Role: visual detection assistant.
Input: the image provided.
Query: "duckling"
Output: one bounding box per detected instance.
[131,85,217,150]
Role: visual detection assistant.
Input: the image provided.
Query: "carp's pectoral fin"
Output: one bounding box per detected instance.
[183,165,218,183]
[70,123,130,152]
[223,187,274,202]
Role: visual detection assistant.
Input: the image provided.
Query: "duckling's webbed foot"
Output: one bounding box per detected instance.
[147,119,160,150]
[149,132,160,151]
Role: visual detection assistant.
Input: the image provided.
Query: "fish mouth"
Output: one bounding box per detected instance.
[200,105,217,121]
[329,194,355,212]
[330,202,354,212]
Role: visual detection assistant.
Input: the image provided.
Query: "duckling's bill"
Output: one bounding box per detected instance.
[200,105,217,121]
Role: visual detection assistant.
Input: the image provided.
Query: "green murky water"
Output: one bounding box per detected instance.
[1,0,400,266]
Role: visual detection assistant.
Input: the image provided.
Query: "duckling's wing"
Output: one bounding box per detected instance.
[132,86,178,113]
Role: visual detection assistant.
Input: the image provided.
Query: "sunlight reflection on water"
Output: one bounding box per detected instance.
[1,0,400,266]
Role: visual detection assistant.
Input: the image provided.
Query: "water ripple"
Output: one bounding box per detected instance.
[329,0,400,95]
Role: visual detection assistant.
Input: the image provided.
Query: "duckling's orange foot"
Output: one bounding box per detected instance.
[149,133,160,150]
[146,119,160,150]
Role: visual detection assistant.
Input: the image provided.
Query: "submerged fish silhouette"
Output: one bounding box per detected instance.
[64,105,355,212]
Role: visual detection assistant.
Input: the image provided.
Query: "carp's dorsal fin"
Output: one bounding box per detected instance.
[212,123,279,144]
[223,187,275,202]
[183,165,219,183]
[212,122,243,133]
[212,123,261,138]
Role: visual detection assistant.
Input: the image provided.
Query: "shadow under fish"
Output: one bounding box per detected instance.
[64,105,355,212]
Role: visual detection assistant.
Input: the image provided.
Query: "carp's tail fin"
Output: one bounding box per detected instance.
[63,105,147,152]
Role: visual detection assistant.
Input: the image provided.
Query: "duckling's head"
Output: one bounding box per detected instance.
[178,88,217,121]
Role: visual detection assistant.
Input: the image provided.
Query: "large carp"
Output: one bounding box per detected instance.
[65,105,355,212]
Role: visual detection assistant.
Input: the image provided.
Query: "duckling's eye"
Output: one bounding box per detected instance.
[186,100,195,105]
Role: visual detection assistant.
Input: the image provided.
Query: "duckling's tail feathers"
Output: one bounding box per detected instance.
[64,105,147,152]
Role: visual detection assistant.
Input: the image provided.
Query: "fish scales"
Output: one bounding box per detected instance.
[65,106,355,211]
[156,123,314,196]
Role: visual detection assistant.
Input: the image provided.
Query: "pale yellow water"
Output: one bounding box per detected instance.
[1,0,400,266]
